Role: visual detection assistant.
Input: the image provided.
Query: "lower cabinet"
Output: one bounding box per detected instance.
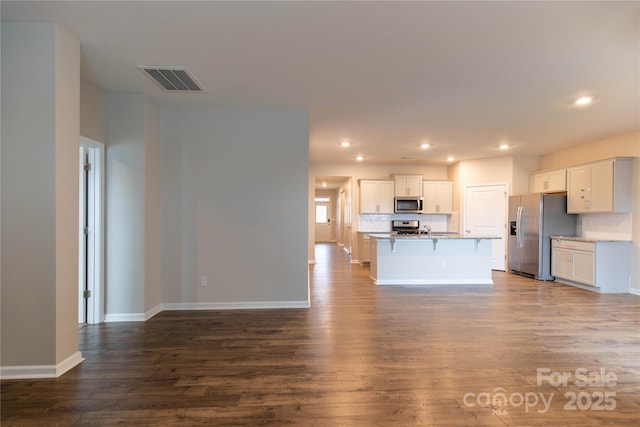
[357,232,371,266]
[551,238,630,293]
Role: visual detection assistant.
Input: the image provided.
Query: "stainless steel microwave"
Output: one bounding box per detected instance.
[394,197,424,214]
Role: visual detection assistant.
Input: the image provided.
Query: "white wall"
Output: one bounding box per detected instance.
[451,155,542,223]
[160,106,309,307]
[144,98,162,313]
[80,79,105,142]
[54,24,81,365]
[105,93,147,316]
[1,22,80,371]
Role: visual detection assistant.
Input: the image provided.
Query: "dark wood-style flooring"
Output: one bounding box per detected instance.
[2,243,639,426]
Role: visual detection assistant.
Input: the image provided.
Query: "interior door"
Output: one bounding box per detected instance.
[464,184,507,270]
[314,199,332,242]
[78,139,105,324]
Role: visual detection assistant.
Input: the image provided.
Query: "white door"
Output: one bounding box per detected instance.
[338,190,345,246]
[464,184,507,271]
[315,198,332,242]
[78,139,105,324]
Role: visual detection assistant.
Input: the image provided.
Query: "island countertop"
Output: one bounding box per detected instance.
[369,233,500,240]
[369,234,500,286]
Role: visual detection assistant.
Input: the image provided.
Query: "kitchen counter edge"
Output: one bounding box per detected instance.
[369,234,500,240]
[550,236,631,243]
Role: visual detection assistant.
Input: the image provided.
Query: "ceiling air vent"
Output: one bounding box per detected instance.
[138,66,205,93]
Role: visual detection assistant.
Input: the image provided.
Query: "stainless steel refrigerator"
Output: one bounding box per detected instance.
[508,193,577,280]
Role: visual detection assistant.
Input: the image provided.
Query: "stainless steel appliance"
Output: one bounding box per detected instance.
[394,197,424,214]
[508,193,577,280]
[391,219,420,234]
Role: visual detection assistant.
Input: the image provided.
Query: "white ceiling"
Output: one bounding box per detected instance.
[3,1,639,166]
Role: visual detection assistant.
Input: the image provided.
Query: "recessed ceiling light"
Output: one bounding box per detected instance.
[322,182,327,188]
[499,144,509,150]
[420,143,431,149]
[341,140,351,148]
[356,155,364,161]
[447,156,455,162]
[574,96,593,106]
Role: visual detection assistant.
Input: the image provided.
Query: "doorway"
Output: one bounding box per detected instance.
[78,138,104,324]
[464,184,507,271]
[314,196,334,242]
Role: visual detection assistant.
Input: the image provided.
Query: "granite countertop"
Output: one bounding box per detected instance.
[550,236,632,243]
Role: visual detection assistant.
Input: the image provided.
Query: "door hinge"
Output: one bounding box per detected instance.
[83,290,91,299]
[84,226,90,235]
[84,162,92,171]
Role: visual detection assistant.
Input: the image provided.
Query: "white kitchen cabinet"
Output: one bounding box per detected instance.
[530,169,566,193]
[359,179,394,214]
[394,175,423,197]
[551,238,630,293]
[422,181,453,214]
[357,232,372,266]
[566,158,632,213]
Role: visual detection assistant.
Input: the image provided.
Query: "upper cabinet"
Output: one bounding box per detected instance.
[530,169,566,193]
[394,175,423,197]
[566,158,632,214]
[359,179,395,214]
[422,181,453,214]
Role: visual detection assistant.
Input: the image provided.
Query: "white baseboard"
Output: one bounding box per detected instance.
[1,351,84,380]
[145,304,163,320]
[104,312,146,322]
[105,300,310,321]
[630,288,640,296]
[372,277,494,285]
[160,301,310,311]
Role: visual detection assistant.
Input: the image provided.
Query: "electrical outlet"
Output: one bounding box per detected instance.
[200,276,208,287]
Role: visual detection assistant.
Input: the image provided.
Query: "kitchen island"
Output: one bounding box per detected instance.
[369,234,500,285]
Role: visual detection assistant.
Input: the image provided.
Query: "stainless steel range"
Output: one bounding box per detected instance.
[391,220,420,235]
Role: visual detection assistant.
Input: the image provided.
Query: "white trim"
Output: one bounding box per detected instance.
[104,313,146,322]
[105,300,311,322]
[160,301,310,311]
[630,288,640,296]
[1,351,84,380]
[373,278,494,286]
[56,352,85,377]
[145,304,163,320]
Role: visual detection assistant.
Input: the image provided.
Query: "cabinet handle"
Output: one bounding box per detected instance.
[376,204,380,212]
[436,205,440,213]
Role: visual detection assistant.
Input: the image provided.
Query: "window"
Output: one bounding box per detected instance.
[315,205,328,224]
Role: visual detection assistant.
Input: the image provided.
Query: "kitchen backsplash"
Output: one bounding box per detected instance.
[580,213,632,240]
[359,213,453,233]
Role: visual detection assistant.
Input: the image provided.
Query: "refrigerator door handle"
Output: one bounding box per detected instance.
[516,206,524,248]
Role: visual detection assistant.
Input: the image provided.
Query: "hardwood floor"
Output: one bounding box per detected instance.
[2,243,639,426]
